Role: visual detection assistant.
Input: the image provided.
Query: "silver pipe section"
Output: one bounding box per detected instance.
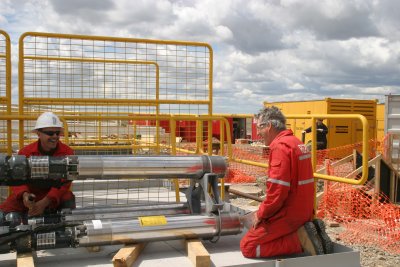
[76,155,227,179]
[64,203,204,221]
[77,212,241,246]
[69,203,187,215]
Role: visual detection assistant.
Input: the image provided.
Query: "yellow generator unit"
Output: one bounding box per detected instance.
[376,103,385,142]
[264,98,378,149]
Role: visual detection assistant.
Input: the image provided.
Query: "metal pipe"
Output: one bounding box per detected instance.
[64,203,203,221]
[76,155,227,179]
[68,203,186,215]
[0,155,227,185]
[77,212,242,246]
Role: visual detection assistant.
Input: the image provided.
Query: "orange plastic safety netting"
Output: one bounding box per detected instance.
[317,139,400,254]
[224,144,267,183]
[318,181,400,254]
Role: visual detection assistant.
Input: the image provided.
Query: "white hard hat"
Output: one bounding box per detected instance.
[33,112,63,131]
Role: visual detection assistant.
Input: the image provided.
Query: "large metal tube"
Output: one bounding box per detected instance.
[76,155,227,179]
[77,212,242,246]
[0,154,227,185]
[64,203,203,221]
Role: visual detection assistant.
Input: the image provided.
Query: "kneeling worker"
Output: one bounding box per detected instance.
[0,112,75,226]
[240,106,332,257]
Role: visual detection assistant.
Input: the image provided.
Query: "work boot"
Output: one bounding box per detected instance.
[297,222,324,256]
[313,219,334,254]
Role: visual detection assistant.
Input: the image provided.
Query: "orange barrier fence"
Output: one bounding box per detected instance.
[318,174,400,254]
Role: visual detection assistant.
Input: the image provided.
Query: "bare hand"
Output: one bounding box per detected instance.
[27,197,51,216]
[22,192,36,209]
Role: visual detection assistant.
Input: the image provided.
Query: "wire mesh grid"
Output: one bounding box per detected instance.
[0,31,10,202]
[17,33,213,208]
[21,34,211,107]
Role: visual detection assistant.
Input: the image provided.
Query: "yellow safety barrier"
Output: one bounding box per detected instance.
[289,114,369,185]
[18,32,214,153]
[0,113,232,203]
[0,30,12,155]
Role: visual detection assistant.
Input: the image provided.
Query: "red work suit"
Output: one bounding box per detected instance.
[240,129,314,258]
[0,141,75,213]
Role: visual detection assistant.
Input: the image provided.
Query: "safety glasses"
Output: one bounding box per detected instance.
[38,129,61,136]
[256,123,267,131]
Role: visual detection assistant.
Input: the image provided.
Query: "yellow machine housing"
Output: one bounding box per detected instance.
[264,98,378,148]
[376,103,385,142]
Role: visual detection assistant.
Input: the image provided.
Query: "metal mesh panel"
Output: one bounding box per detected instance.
[20,33,211,108]
[18,33,213,208]
[0,30,11,202]
[73,179,175,208]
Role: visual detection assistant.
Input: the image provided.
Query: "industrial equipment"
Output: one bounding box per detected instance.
[0,155,243,253]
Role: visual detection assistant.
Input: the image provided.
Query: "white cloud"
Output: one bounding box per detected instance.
[1,0,400,114]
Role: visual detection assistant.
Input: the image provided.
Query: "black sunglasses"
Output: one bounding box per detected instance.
[38,129,61,136]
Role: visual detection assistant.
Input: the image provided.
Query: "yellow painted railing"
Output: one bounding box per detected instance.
[289,114,369,185]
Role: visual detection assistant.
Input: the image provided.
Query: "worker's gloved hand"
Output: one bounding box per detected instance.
[302,130,306,134]
[22,192,36,209]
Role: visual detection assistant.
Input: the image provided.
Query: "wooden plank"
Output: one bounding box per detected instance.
[17,252,35,267]
[185,239,210,267]
[330,154,353,167]
[112,243,146,267]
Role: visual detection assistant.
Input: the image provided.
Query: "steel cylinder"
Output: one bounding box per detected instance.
[76,155,227,179]
[64,203,200,221]
[77,212,242,246]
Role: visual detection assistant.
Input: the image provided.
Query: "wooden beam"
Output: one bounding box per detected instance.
[17,252,35,267]
[112,243,146,267]
[330,154,353,168]
[185,239,210,267]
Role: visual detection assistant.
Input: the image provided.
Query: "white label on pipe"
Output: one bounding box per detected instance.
[92,220,103,229]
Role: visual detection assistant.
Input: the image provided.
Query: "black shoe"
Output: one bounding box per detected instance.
[297,222,325,255]
[313,219,334,254]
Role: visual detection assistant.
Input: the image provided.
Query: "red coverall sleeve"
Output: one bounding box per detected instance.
[257,144,291,220]
[46,182,72,208]
[47,147,74,208]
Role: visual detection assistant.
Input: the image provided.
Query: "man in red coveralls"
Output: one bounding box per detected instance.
[0,112,75,226]
[240,106,330,257]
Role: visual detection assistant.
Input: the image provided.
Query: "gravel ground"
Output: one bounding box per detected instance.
[325,223,400,267]
[230,197,400,267]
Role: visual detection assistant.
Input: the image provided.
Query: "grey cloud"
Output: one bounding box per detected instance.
[49,0,114,26]
[50,0,114,13]
[288,2,379,40]
[221,15,286,54]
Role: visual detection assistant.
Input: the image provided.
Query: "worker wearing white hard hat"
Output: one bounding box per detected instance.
[32,112,64,152]
[0,112,75,226]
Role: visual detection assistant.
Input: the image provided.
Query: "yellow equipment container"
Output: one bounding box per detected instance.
[264,98,378,148]
[376,103,385,142]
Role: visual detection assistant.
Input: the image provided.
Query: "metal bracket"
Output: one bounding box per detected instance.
[186,173,224,215]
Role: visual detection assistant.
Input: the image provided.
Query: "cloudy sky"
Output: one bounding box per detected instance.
[1,0,400,113]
